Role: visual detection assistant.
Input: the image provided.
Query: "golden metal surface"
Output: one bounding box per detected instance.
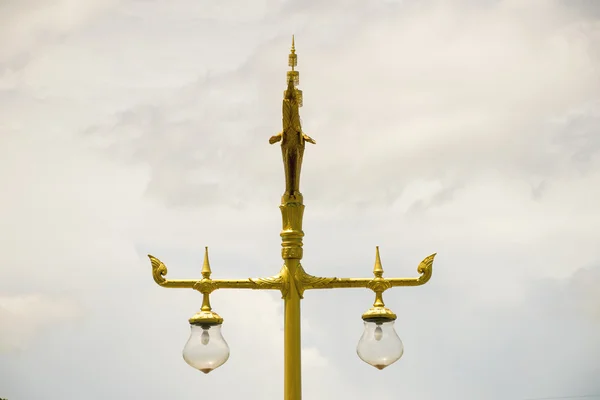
[189,294,224,326]
[148,251,287,295]
[188,248,223,325]
[269,35,315,199]
[148,37,436,400]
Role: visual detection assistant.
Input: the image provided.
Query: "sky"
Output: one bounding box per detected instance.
[1,0,599,399]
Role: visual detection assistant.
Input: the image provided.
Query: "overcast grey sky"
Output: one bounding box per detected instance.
[1,0,599,399]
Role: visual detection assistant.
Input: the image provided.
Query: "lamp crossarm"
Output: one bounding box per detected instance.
[297,253,435,294]
[149,255,289,297]
[150,252,435,297]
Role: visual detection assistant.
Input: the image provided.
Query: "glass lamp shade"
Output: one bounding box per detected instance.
[356,320,404,370]
[182,324,230,374]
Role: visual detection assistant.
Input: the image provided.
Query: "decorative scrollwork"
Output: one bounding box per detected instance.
[249,266,290,298]
[295,264,338,298]
[149,255,168,286]
[416,253,436,283]
[282,247,303,259]
[367,278,392,293]
[248,275,283,288]
[193,279,219,294]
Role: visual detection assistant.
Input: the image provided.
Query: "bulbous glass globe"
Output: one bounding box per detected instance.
[356,320,404,370]
[182,324,230,374]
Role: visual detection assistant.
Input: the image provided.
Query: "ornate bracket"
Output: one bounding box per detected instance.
[295,248,436,292]
[150,247,434,299]
[148,247,289,297]
[294,264,337,298]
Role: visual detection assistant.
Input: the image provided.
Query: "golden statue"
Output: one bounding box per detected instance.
[269,36,315,198]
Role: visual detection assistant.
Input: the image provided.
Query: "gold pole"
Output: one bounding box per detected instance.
[283,257,302,400]
[148,36,436,400]
[273,34,312,399]
[280,195,306,400]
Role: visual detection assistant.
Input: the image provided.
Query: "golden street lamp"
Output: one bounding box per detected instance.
[148,36,436,400]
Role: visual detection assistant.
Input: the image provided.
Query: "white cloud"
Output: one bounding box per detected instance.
[0,0,122,69]
[0,294,82,353]
[1,0,599,399]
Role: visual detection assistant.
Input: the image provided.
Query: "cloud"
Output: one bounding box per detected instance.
[1,0,599,399]
[0,294,82,353]
[0,0,122,70]
[567,264,600,322]
[76,0,600,212]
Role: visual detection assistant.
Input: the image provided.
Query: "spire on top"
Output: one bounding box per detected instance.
[201,246,211,279]
[289,35,297,71]
[373,246,384,278]
[286,35,302,107]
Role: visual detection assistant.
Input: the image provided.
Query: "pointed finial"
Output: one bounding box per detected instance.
[285,35,301,106]
[288,35,297,72]
[201,246,212,279]
[373,246,384,277]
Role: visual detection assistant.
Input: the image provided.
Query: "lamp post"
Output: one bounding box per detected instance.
[148,36,436,400]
